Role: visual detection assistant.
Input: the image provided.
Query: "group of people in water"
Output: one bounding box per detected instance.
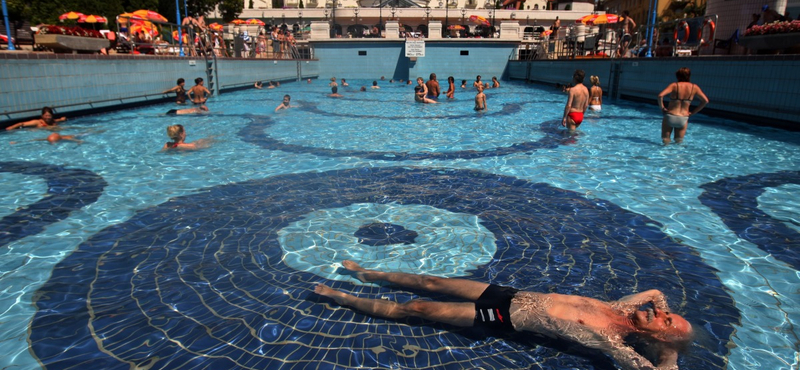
[4,68,710,368]
[561,67,707,144]
[6,67,708,149]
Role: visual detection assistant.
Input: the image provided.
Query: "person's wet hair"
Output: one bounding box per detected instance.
[195,77,203,84]
[676,67,691,82]
[573,69,585,84]
[590,76,600,86]
[167,124,185,141]
[41,106,54,116]
[177,78,185,85]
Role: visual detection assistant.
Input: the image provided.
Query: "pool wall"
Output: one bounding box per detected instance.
[2,48,799,129]
[508,56,800,129]
[311,40,516,82]
[0,54,319,124]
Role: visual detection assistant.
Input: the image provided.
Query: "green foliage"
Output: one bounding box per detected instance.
[218,0,245,22]
[6,0,242,28]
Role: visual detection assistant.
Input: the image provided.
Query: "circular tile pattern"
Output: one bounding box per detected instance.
[0,161,106,247]
[31,167,735,369]
[699,170,800,270]
[238,108,571,160]
[355,222,419,246]
[278,203,496,284]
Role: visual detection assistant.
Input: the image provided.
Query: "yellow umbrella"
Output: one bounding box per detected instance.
[59,12,84,21]
[576,13,619,25]
[132,9,168,23]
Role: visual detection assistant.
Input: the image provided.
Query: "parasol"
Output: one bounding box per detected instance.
[59,12,84,21]
[208,22,224,31]
[576,13,619,25]
[78,15,108,24]
[246,19,266,26]
[230,19,247,25]
[468,15,490,27]
[132,10,168,23]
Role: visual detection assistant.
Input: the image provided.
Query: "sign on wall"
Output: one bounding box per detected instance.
[405,39,425,57]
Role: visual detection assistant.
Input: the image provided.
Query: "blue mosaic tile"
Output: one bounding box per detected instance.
[0,161,106,248]
[699,170,800,270]
[238,107,574,160]
[31,167,736,369]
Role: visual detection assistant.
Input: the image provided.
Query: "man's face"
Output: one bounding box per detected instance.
[633,306,692,341]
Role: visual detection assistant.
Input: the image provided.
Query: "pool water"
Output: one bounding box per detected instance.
[1,80,798,369]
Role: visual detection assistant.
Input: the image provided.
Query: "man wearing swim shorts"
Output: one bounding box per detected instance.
[562,69,588,133]
[316,260,694,370]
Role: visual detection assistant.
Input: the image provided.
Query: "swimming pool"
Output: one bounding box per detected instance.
[1,79,798,369]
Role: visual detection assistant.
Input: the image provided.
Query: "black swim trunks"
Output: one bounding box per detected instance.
[474,284,518,333]
[166,109,178,116]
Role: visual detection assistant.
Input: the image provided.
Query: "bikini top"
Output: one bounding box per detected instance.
[671,82,695,102]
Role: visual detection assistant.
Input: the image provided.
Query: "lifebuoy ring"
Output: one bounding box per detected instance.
[699,19,715,47]
[674,21,689,45]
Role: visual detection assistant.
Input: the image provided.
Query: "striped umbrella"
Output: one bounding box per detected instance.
[208,23,224,31]
[230,19,247,25]
[246,19,266,26]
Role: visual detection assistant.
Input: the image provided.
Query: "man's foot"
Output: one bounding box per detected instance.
[341,260,374,282]
[314,284,352,306]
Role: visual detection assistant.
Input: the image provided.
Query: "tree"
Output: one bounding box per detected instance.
[218,0,245,22]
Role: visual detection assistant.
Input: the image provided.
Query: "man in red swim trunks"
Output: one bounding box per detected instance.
[562,69,589,133]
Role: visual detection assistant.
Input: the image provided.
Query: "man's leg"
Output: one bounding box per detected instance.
[315,284,476,327]
[342,260,489,301]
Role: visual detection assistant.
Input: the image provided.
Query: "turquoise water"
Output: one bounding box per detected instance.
[1,80,799,369]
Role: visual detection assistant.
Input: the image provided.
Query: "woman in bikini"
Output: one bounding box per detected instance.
[445,76,455,99]
[5,107,66,130]
[657,67,709,144]
[588,76,602,111]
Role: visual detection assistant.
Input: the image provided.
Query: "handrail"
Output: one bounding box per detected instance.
[1,92,170,118]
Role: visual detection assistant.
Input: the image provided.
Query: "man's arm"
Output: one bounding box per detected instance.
[613,289,670,314]
[605,343,671,370]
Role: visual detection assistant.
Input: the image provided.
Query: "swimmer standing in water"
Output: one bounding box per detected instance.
[562,69,589,133]
[445,76,455,99]
[414,77,437,104]
[657,67,709,144]
[474,84,487,111]
[588,76,603,112]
